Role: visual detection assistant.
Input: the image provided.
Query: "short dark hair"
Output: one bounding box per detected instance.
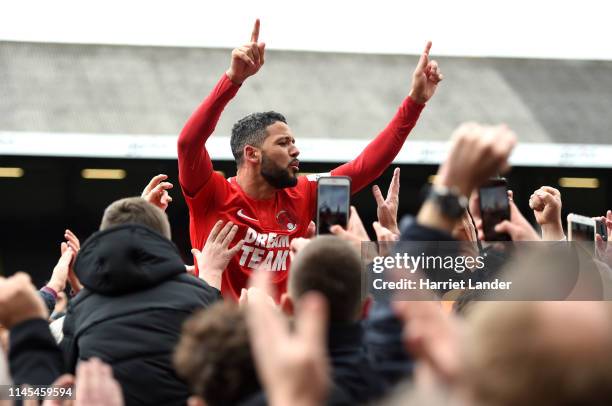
[174,302,260,406]
[100,197,171,239]
[289,236,363,322]
[231,111,287,166]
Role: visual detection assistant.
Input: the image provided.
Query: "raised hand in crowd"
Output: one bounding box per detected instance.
[372,167,401,236]
[191,220,244,290]
[373,221,399,256]
[330,206,371,252]
[0,273,48,329]
[470,190,540,241]
[63,229,83,293]
[246,272,330,406]
[409,41,443,104]
[495,196,541,241]
[45,244,75,295]
[529,186,565,240]
[420,123,516,233]
[141,174,173,211]
[435,123,516,199]
[226,19,265,85]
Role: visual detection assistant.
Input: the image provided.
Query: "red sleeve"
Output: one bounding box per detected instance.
[331,96,425,194]
[178,73,241,196]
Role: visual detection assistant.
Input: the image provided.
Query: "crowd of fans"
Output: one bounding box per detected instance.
[1,19,612,406]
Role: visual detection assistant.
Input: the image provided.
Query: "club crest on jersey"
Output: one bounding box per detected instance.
[276,210,296,231]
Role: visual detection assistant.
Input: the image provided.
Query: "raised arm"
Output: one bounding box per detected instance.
[331,42,443,194]
[178,19,266,196]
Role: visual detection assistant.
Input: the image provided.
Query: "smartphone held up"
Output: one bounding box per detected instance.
[479,178,511,241]
[316,176,351,235]
[567,214,596,242]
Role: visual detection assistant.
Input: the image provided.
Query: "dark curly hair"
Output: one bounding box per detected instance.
[231,111,287,166]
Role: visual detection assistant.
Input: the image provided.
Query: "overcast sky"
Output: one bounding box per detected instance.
[1,0,611,59]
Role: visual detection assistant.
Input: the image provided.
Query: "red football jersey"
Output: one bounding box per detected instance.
[184,173,319,301]
[178,73,424,301]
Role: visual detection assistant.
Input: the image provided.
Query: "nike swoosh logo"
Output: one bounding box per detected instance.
[237,209,259,222]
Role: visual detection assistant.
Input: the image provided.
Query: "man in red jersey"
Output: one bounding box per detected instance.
[178,20,443,300]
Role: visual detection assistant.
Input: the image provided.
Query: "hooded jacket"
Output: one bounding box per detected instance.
[61,224,221,406]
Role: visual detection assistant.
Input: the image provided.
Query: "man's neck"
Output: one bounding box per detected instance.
[236,166,276,200]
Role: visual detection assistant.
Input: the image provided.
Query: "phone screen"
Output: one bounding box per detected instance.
[596,220,608,242]
[571,221,595,242]
[317,178,350,235]
[479,181,510,241]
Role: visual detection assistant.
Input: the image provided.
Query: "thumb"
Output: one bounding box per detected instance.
[509,199,522,219]
[372,221,387,240]
[329,224,347,236]
[306,221,316,238]
[191,248,201,256]
[494,220,518,240]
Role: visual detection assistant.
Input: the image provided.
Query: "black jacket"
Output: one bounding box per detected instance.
[9,318,64,386]
[362,216,455,387]
[61,224,221,406]
[328,322,388,404]
[239,323,385,406]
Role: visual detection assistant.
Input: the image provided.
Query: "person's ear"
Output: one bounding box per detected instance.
[280,293,294,316]
[244,145,260,164]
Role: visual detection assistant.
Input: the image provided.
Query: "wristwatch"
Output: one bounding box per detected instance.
[426,185,468,220]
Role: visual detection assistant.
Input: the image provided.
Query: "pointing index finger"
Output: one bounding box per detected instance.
[423,40,432,56]
[416,41,432,70]
[251,18,260,43]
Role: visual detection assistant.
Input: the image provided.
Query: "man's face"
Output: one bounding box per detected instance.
[259,121,300,189]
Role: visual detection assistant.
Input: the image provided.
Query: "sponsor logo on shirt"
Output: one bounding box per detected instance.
[237,209,258,222]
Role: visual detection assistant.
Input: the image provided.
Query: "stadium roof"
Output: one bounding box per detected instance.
[1,41,611,167]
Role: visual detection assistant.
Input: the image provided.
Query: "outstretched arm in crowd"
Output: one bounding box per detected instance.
[177,19,265,196]
[35,228,82,315]
[372,167,401,236]
[419,123,516,234]
[529,186,564,240]
[331,43,443,194]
